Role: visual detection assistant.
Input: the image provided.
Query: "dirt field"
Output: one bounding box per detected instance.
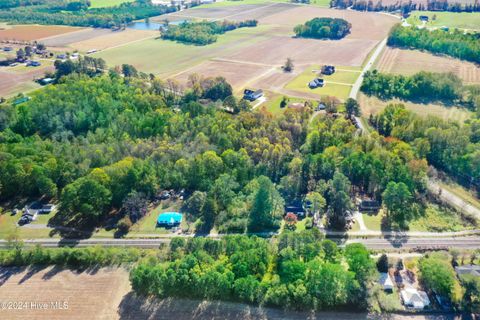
[376,47,480,84]
[69,29,158,52]
[0,65,53,98]
[101,4,397,100]
[358,93,473,123]
[174,59,274,92]
[0,266,130,320]
[0,266,454,320]
[41,28,113,47]
[0,25,82,42]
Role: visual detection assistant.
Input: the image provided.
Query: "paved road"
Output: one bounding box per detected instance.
[3,236,480,250]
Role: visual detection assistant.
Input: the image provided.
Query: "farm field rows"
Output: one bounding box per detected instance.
[0,267,131,320]
[98,3,397,101]
[376,47,480,84]
[0,25,83,42]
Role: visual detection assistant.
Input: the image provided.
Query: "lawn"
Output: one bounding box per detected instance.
[406,11,480,30]
[261,93,316,115]
[126,200,190,236]
[284,65,360,100]
[0,210,58,239]
[94,24,273,77]
[362,211,384,231]
[89,0,134,8]
[8,60,54,73]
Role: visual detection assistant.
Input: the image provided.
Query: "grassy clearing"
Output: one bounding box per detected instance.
[406,11,480,30]
[309,0,331,7]
[284,65,360,100]
[358,93,472,123]
[409,204,475,232]
[89,0,134,8]
[95,24,272,76]
[8,60,54,73]
[0,211,58,239]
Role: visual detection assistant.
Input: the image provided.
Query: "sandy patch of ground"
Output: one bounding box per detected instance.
[0,65,53,98]
[376,47,480,84]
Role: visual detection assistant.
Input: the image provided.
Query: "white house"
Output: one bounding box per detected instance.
[379,273,394,292]
[401,288,430,310]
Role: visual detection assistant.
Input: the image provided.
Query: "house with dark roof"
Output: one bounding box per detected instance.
[243,89,263,101]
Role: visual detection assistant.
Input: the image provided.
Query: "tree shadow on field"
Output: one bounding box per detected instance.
[0,267,27,286]
[41,265,64,280]
[117,292,371,320]
[18,265,49,284]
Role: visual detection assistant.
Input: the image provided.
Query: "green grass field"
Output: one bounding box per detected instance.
[95,24,272,76]
[89,0,134,8]
[284,65,360,100]
[406,11,480,30]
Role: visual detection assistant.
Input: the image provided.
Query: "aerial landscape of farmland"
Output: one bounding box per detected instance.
[1,0,480,319]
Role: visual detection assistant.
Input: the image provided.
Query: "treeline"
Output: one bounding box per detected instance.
[0,0,49,9]
[161,20,258,45]
[54,56,106,80]
[293,17,351,40]
[130,232,378,311]
[0,0,176,28]
[388,25,480,65]
[0,244,146,268]
[330,0,480,12]
[371,104,480,190]
[361,70,480,113]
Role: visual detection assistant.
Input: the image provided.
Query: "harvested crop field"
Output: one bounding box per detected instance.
[259,6,398,40]
[70,29,157,52]
[0,266,131,320]
[174,59,274,92]
[0,25,82,42]
[0,66,53,98]
[358,93,472,123]
[225,36,377,67]
[155,2,298,22]
[41,28,113,47]
[376,47,480,84]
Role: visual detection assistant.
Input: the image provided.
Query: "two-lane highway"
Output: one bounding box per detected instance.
[2,236,480,250]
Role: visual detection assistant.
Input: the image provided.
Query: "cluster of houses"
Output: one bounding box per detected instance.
[379,261,480,311]
[308,65,336,89]
[17,202,56,225]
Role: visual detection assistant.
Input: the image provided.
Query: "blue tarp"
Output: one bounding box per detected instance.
[157,212,183,225]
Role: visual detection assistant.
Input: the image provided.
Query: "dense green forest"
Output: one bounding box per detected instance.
[361,70,480,109]
[371,104,480,191]
[161,20,258,45]
[0,64,431,234]
[294,17,351,40]
[130,232,378,311]
[388,25,480,64]
[0,0,175,28]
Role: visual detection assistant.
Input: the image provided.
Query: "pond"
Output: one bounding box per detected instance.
[127,20,188,31]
